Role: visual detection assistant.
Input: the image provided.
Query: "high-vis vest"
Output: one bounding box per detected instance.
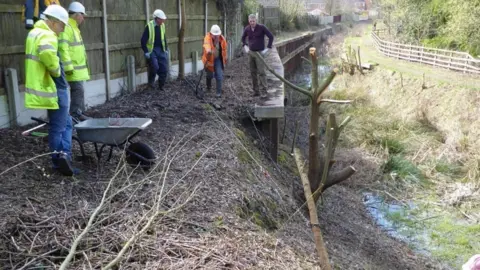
[24,20,60,110]
[202,33,228,72]
[146,20,166,52]
[58,18,90,82]
[22,0,62,23]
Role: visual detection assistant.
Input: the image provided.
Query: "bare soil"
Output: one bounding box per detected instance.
[0,24,450,269]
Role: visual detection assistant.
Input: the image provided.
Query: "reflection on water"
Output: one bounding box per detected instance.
[363,192,434,257]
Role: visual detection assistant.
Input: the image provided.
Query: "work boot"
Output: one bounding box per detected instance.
[55,156,80,176]
[71,110,91,122]
[216,80,222,98]
[148,82,155,90]
[206,78,212,92]
[158,80,165,91]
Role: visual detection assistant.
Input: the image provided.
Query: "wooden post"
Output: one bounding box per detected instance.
[127,55,136,93]
[357,46,363,74]
[178,0,186,79]
[270,118,279,162]
[448,51,452,70]
[4,68,21,127]
[408,44,412,61]
[102,0,111,101]
[191,51,198,75]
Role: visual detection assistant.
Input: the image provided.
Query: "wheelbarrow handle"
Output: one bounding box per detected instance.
[31,117,49,125]
[22,123,47,136]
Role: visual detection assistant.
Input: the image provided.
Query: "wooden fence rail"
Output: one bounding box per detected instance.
[371,29,480,74]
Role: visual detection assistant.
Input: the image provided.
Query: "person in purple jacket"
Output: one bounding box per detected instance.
[241,14,274,97]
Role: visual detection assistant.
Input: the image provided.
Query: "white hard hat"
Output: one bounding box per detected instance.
[210,24,221,35]
[68,1,87,15]
[153,9,166,20]
[43,4,69,25]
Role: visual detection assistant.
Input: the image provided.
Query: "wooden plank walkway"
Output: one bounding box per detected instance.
[254,46,284,119]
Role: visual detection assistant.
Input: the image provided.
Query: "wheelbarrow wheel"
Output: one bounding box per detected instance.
[125,142,156,170]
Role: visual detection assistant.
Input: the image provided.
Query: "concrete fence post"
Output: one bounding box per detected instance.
[204,0,208,35]
[4,68,21,127]
[127,55,136,92]
[102,0,111,101]
[191,51,198,75]
[145,0,150,25]
[165,50,172,81]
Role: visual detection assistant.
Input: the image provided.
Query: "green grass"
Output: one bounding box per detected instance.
[327,30,480,268]
[378,137,405,155]
[428,218,480,267]
[434,160,464,178]
[383,155,424,183]
[278,151,288,165]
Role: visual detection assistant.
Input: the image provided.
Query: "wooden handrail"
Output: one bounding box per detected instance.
[370,31,480,74]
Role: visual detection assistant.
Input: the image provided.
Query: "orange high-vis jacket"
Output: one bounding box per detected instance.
[202,33,228,72]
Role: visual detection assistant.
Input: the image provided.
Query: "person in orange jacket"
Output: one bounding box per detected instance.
[202,25,228,98]
[23,0,62,29]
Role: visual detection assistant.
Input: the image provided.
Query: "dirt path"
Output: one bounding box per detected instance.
[346,26,480,90]
[0,24,451,269]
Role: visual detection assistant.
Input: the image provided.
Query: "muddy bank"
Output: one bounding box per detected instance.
[0,26,450,269]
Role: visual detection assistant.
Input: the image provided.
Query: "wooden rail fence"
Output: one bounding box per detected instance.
[371,29,480,74]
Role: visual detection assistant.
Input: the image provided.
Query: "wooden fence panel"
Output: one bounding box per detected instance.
[149,0,177,18]
[81,0,103,11]
[0,0,226,90]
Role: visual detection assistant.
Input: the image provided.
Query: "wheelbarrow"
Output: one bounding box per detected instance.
[24,116,156,170]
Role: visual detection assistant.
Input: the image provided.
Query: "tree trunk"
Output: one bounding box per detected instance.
[308,48,321,194]
[178,0,186,79]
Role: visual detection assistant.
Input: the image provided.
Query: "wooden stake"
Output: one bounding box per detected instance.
[294,148,332,270]
[357,46,364,74]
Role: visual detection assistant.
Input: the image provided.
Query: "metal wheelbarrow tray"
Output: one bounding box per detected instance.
[74,118,152,146]
[73,118,156,168]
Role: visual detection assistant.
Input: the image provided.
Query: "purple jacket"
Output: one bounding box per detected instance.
[241,24,274,52]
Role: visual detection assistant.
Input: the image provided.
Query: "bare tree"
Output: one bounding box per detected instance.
[250,48,356,268]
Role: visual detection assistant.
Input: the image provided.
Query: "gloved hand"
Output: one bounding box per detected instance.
[65,70,74,75]
[243,45,250,53]
[261,48,269,55]
[144,52,151,59]
[25,19,34,30]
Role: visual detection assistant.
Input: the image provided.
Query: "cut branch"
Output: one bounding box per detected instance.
[293,148,332,270]
[301,56,312,65]
[315,69,337,98]
[58,162,126,270]
[321,166,357,192]
[318,99,352,104]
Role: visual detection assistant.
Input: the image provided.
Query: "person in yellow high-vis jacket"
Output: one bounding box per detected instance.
[58,1,90,121]
[140,9,169,90]
[25,4,78,176]
[23,0,62,29]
